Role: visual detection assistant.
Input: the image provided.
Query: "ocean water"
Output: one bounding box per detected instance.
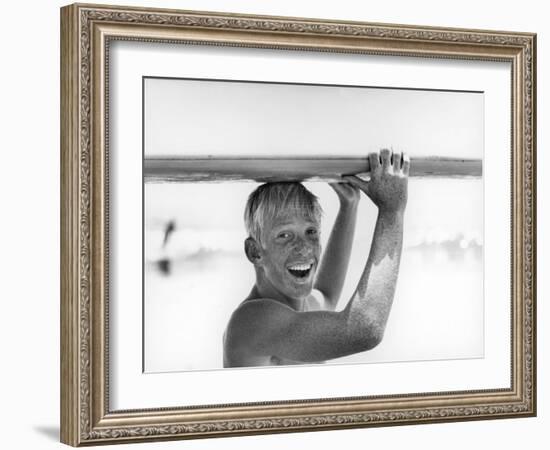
[144,178,483,372]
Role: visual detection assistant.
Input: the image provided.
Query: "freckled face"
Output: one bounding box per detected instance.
[258,214,321,301]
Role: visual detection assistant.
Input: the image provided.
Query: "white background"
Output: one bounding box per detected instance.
[0,0,545,449]
[124,48,499,405]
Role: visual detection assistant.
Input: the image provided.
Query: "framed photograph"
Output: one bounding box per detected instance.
[60,3,536,446]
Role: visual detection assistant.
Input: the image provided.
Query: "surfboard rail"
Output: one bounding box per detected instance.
[144,156,482,183]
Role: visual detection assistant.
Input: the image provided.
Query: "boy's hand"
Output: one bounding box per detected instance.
[329,182,360,208]
[344,149,409,214]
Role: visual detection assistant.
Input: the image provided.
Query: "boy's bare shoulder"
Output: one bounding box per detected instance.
[227,292,324,334]
[225,298,295,344]
[223,298,287,362]
[228,298,290,327]
[223,294,326,366]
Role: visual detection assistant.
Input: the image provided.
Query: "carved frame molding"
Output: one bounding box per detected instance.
[60,3,536,446]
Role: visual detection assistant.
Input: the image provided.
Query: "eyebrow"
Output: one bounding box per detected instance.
[271,219,319,229]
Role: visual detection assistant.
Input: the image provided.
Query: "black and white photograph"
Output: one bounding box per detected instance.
[143,77,483,373]
[56,2,537,447]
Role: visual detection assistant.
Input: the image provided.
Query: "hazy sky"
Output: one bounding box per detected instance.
[144,77,483,159]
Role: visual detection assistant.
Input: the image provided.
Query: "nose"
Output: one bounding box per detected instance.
[292,235,314,256]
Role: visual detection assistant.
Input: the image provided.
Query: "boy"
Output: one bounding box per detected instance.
[223,149,409,367]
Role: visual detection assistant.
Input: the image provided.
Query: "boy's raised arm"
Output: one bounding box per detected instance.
[341,149,408,348]
[225,150,409,365]
[314,183,359,310]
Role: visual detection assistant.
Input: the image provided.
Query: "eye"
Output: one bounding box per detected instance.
[277,231,291,239]
[306,228,318,237]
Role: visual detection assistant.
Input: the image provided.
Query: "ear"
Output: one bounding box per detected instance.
[244,237,262,265]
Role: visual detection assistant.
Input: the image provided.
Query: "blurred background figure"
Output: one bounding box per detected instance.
[157,219,176,275]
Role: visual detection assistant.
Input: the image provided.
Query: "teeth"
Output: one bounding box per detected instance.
[289,263,312,271]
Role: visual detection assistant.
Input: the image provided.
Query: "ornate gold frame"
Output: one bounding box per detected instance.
[60,3,536,446]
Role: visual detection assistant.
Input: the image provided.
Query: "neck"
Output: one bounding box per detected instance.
[249,270,306,311]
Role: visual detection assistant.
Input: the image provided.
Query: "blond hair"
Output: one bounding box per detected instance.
[244,182,323,244]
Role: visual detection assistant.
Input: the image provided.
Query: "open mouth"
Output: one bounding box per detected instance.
[287,263,313,279]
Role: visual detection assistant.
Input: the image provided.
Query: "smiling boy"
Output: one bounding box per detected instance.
[223,149,409,367]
